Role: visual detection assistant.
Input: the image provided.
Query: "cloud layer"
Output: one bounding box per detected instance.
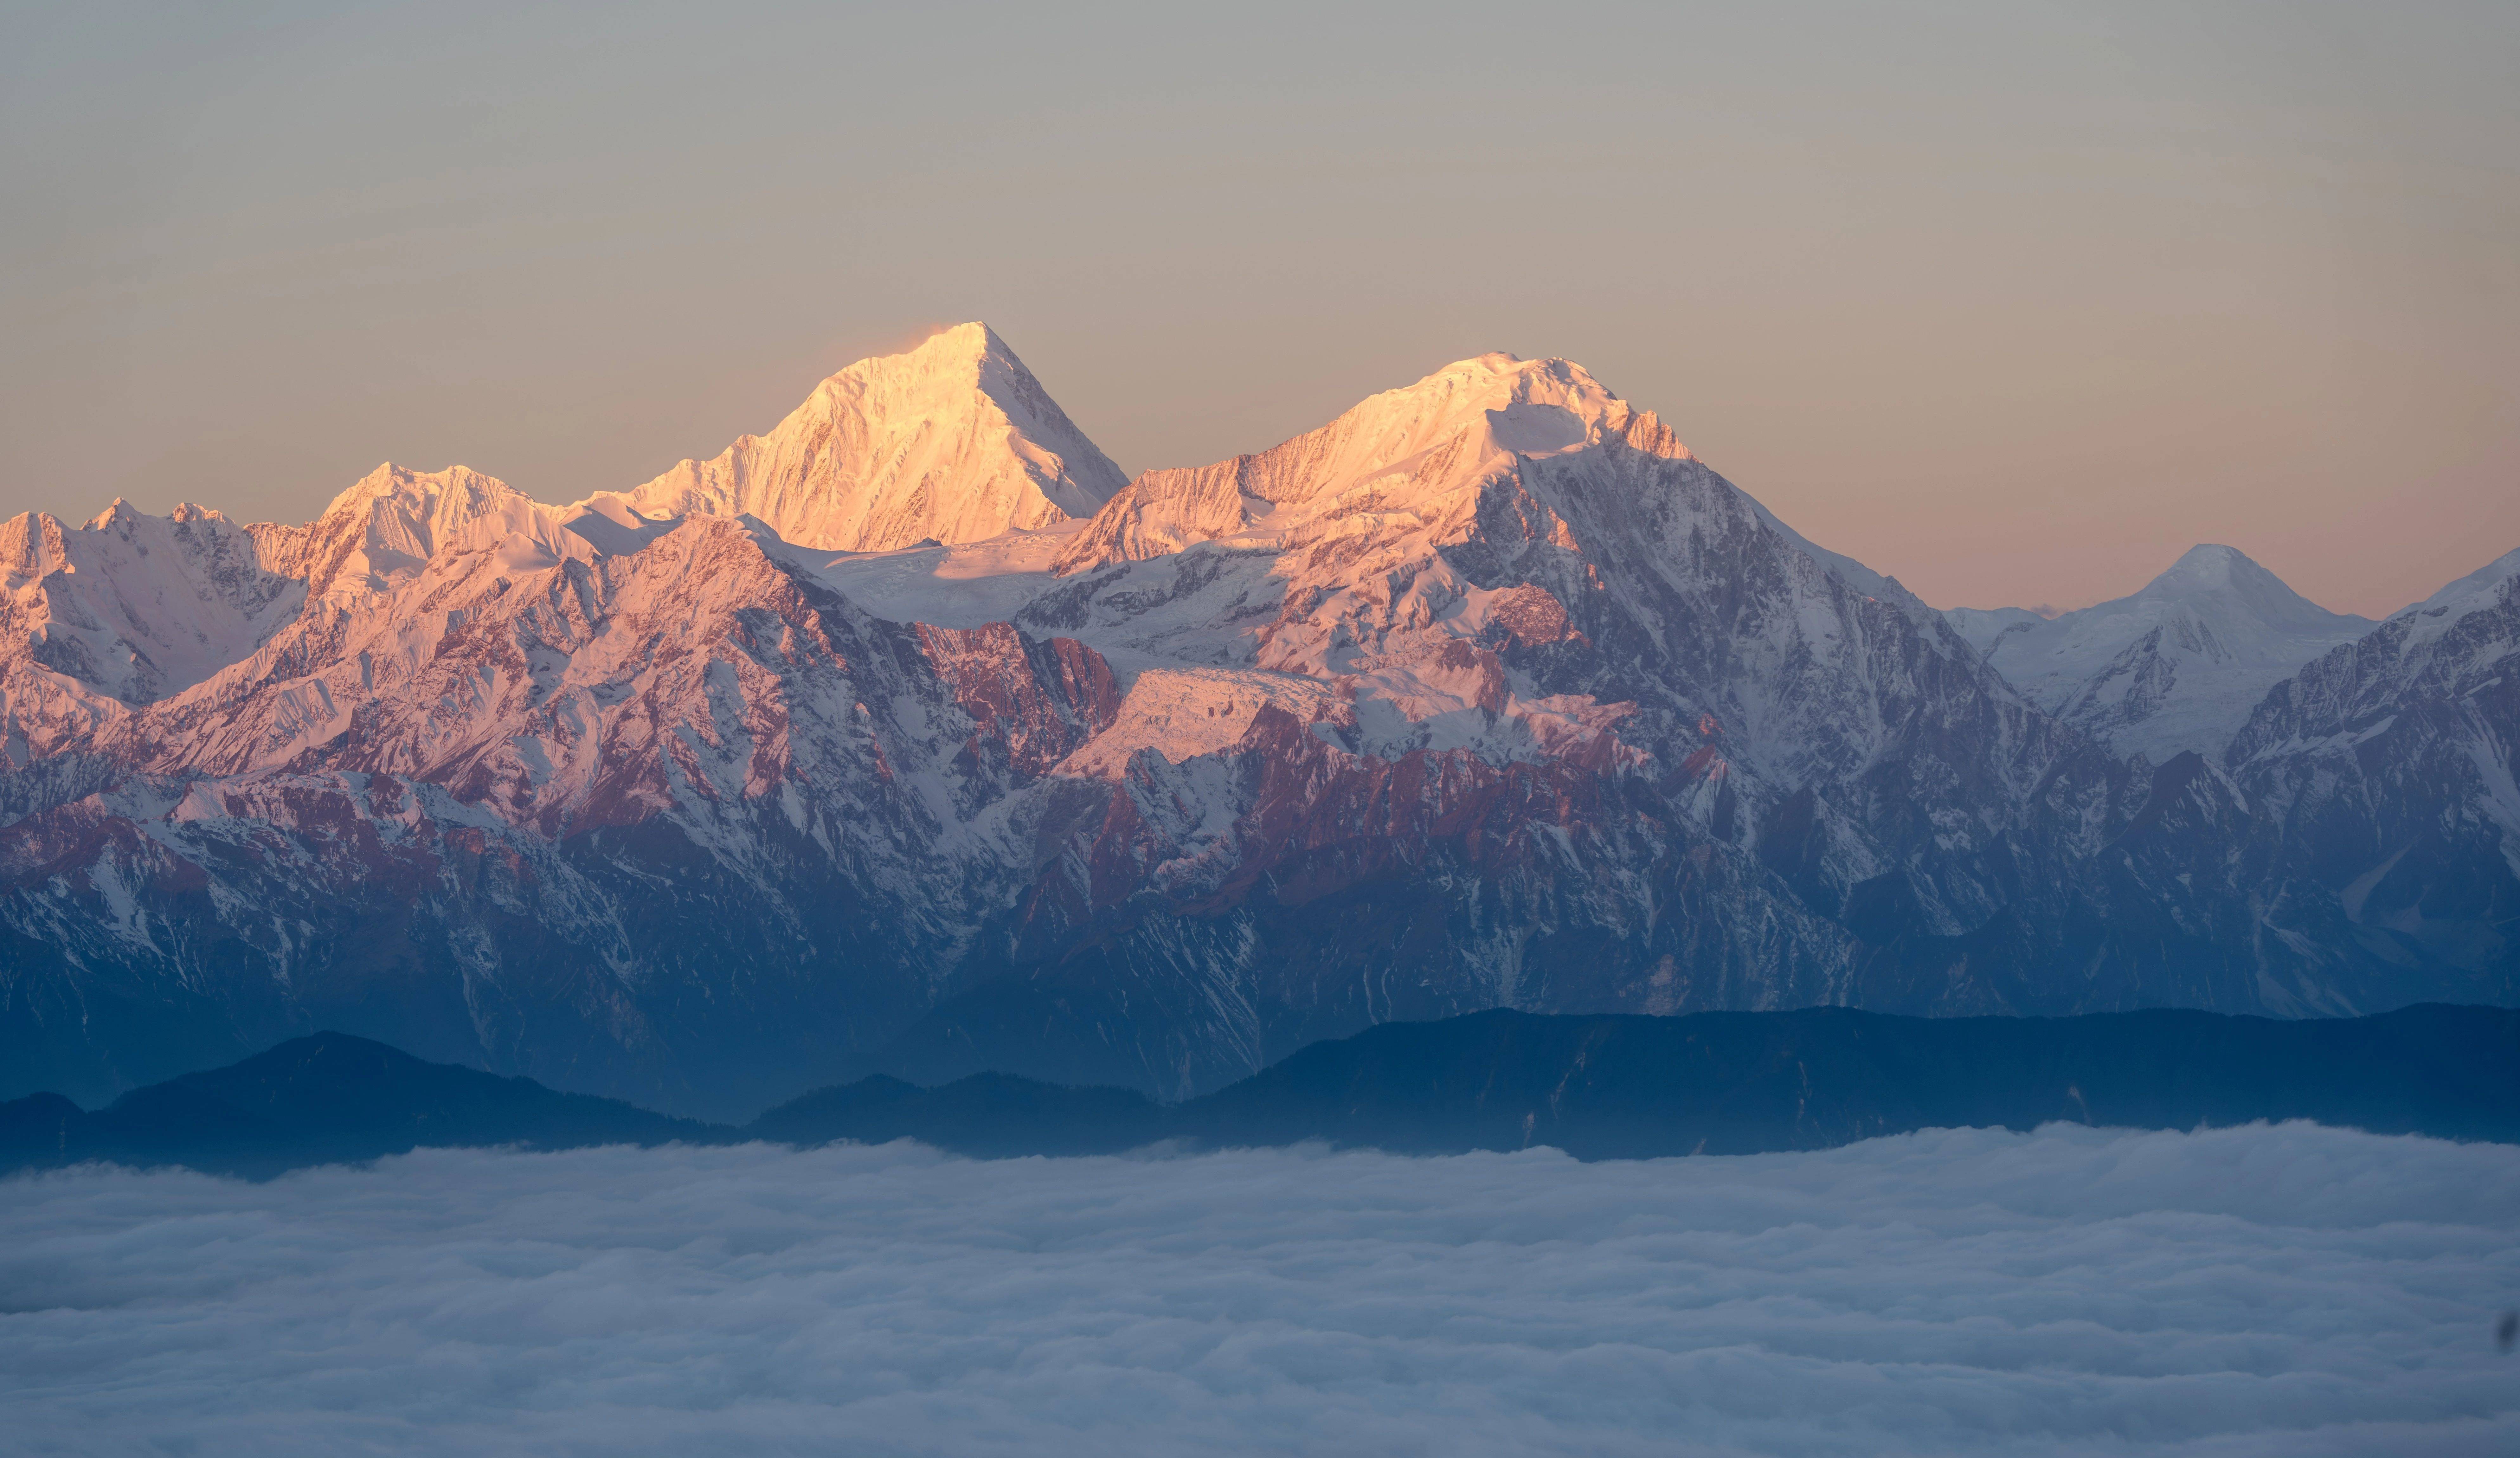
[3,1123,2516,1456]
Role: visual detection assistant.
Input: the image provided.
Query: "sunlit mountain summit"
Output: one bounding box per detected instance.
[1,327,2513,1117]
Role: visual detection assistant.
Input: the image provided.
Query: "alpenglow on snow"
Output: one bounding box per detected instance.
[1,326,2512,1118]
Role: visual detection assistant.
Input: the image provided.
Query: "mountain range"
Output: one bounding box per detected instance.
[3,324,2514,1117]
[8,1003,2512,1177]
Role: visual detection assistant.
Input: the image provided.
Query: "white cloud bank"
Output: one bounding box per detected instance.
[3,1123,2516,1456]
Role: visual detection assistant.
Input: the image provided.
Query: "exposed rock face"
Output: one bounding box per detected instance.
[0,340,2510,1115]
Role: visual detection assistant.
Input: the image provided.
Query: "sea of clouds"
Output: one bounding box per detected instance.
[3,1122,2516,1456]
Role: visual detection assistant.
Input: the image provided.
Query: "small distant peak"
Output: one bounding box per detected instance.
[2138,542,2362,624]
[85,498,139,531]
[2149,543,2268,594]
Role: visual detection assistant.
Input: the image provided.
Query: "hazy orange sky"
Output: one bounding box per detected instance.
[3,2,2513,616]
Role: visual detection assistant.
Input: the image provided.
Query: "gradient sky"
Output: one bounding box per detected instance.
[4,1,2513,616]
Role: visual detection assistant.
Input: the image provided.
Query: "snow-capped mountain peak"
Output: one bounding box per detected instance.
[2154,541,2249,580]
[2141,544,2359,633]
[0,326,1126,762]
[0,496,304,758]
[1951,543,2373,760]
[10,333,2510,1118]
[600,322,1127,553]
[251,463,555,603]
[1308,350,1679,474]
[1054,351,1684,575]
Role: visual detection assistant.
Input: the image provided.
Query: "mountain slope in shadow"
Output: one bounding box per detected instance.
[0,1032,712,1179]
[5,1004,2513,1179]
[1174,1004,2520,1158]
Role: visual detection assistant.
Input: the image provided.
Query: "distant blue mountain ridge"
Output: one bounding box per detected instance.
[5,1004,2512,1179]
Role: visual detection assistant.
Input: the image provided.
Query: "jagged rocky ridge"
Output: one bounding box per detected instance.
[1,330,2513,1116]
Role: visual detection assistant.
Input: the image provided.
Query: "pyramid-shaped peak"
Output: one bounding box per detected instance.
[2140,543,2253,595]
[2145,544,2286,595]
[825,323,1095,452]
[831,321,1037,385]
[2131,543,2365,630]
[608,321,1125,552]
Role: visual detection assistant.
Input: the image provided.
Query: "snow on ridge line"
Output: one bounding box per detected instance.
[7,332,2033,803]
[23,335,2518,1109]
[1049,350,1691,576]
[0,325,1129,738]
[5,320,1121,583]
